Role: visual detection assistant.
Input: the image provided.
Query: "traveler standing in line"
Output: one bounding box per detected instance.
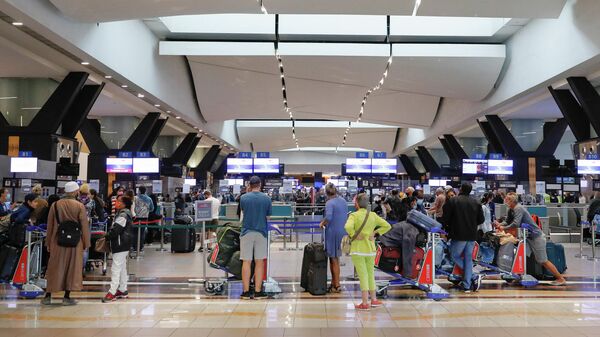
[133,186,154,253]
[443,183,484,293]
[0,188,16,217]
[415,189,427,214]
[78,183,90,206]
[427,188,446,224]
[103,195,132,302]
[479,193,493,234]
[10,193,36,225]
[239,176,272,300]
[345,193,391,310]
[495,192,566,286]
[43,182,90,306]
[319,183,348,293]
[405,187,415,199]
[445,188,456,200]
[110,186,125,217]
[200,190,221,252]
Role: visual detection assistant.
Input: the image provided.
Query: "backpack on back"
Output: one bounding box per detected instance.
[531,214,543,230]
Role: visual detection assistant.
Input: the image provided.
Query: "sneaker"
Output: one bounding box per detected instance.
[472,275,483,292]
[370,299,384,308]
[463,289,472,294]
[354,303,370,311]
[241,291,253,300]
[62,298,78,306]
[115,290,129,299]
[253,291,268,300]
[550,279,567,286]
[40,297,51,306]
[102,293,116,303]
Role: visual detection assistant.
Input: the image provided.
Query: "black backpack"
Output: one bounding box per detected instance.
[54,204,82,247]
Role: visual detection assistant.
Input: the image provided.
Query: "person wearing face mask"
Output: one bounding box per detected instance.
[0,188,16,217]
[111,186,125,217]
[43,181,90,306]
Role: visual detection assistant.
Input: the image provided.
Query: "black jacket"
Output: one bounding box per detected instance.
[588,199,600,223]
[108,209,132,253]
[443,194,484,241]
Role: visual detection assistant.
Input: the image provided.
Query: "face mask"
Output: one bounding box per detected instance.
[412,205,417,210]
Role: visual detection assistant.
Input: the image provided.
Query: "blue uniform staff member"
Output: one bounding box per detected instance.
[495,192,566,286]
[239,176,272,300]
[443,182,484,293]
[319,183,348,293]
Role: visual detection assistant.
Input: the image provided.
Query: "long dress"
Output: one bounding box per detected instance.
[45,197,90,292]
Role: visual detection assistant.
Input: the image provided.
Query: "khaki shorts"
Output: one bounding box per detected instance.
[528,235,548,264]
[240,231,268,261]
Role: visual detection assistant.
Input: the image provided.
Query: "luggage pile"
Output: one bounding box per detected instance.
[171,215,195,253]
[207,223,244,279]
[0,221,29,282]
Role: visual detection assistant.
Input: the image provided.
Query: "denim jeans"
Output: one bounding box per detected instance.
[449,240,475,290]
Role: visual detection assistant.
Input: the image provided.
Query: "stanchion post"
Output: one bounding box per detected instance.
[576,222,588,258]
[136,223,142,260]
[202,220,207,280]
[25,230,31,285]
[589,221,599,261]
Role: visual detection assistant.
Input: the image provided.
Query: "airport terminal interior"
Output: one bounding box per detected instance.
[4,0,600,336]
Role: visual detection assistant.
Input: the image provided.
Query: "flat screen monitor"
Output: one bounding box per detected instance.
[253,158,280,174]
[488,160,513,175]
[371,158,397,174]
[132,158,159,173]
[227,178,244,186]
[184,178,197,186]
[577,159,600,175]
[227,158,253,174]
[462,159,488,175]
[106,158,133,173]
[10,157,38,173]
[346,158,372,174]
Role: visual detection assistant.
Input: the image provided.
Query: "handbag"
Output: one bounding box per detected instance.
[341,210,370,256]
[95,237,110,253]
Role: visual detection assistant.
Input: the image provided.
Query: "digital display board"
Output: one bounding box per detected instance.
[10,157,38,173]
[488,160,513,175]
[132,158,159,173]
[462,159,488,175]
[577,159,600,175]
[346,158,372,174]
[106,158,133,173]
[371,158,397,174]
[253,158,280,174]
[227,158,253,174]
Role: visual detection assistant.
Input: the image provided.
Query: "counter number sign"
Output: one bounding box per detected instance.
[195,200,213,222]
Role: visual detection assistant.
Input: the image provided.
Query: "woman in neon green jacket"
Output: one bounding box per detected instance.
[345,193,391,310]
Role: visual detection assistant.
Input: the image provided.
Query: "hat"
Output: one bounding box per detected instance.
[64,181,80,193]
[249,176,261,186]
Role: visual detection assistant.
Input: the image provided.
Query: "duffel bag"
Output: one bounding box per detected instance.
[406,210,442,231]
[207,223,241,267]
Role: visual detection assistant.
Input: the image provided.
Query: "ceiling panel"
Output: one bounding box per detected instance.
[0,38,62,78]
[265,0,413,16]
[417,0,567,18]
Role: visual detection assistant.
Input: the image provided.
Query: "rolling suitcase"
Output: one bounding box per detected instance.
[301,243,327,295]
[496,243,515,271]
[528,241,567,279]
[0,245,20,282]
[406,210,442,231]
[171,227,196,253]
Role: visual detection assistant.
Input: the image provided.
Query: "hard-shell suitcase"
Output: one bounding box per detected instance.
[496,243,515,271]
[406,210,442,231]
[301,243,327,295]
[527,241,567,280]
[171,227,196,253]
[0,245,20,282]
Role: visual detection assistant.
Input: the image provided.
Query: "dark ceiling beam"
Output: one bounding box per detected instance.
[121,112,161,152]
[79,119,110,154]
[167,133,198,166]
[438,137,457,160]
[536,118,568,157]
[567,77,600,137]
[415,146,441,174]
[477,120,503,155]
[399,154,421,180]
[182,137,202,166]
[27,72,89,134]
[484,115,525,157]
[442,134,469,160]
[62,83,105,139]
[140,118,168,153]
[548,86,591,142]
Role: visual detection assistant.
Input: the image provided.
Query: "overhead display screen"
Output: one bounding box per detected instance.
[10,157,38,173]
[253,158,280,174]
[577,159,600,175]
[106,158,133,173]
[462,159,488,175]
[371,159,397,174]
[488,160,513,175]
[133,158,159,173]
[346,158,372,174]
[227,158,253,174]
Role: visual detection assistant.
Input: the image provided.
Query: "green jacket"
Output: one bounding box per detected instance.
[344,208,391,255]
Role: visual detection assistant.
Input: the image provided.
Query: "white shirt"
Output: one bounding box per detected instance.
[206,196,221,220]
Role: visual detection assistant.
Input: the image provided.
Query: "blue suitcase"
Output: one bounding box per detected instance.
[406,210,442,231]
[544,241,566,276]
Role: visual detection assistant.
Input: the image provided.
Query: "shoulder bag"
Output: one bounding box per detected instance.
[341,210,370,256]
[54,204,82,247]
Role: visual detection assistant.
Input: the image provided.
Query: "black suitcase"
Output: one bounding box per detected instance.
[301,243,327,295]
[171,227,196,253]
[0,245,20,282]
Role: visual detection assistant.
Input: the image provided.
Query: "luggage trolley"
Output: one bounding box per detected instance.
[89,219,108,275]
[375,226,450,301]
[468,224,538,287]
[13,225,47,299]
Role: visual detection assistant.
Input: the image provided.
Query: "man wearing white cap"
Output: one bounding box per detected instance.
[43,181,90,306]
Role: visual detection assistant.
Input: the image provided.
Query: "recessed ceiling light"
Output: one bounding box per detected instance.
[166,110,171,114]
[154,104,160,107]
[176,116,181,119]
[137,93,145,98]
[104,75,112,79]
[199,130,203,132]
[121,84,128,88]
[0,97,17,100]
[81,61,90,65]
[12,22,23,26]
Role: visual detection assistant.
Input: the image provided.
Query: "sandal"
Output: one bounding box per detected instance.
[327,285,342,293]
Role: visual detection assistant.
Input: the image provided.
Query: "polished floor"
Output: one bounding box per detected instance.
[0,241,599,335]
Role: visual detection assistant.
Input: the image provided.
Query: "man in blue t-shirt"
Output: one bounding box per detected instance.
[239,176,272,299]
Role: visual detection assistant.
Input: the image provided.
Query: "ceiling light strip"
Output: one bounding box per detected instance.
[258,0,299,150]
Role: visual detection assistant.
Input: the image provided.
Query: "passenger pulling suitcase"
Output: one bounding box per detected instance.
[301,243,327,295]
[171,227,196,253]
